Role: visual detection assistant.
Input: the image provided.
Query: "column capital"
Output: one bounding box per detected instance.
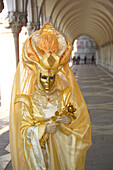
[8,12,27,33]
[27,22,40,35]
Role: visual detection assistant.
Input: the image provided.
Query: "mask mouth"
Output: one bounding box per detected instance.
[44,84,50,89]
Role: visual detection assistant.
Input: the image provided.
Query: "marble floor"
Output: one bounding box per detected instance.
[0,64,113,170]
[72,64,113,170]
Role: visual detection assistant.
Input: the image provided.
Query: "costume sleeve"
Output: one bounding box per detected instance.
[52,64,92,169]
[15,95,46,143]
[15,97,47,169]
[21,104,46,169]
[20,104,45,145]
[60,87,91,151]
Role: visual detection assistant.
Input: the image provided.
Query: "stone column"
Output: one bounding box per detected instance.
[0,11,26,112]
[27,22,40,35]
[8,12,27,66]
[0,26,16,112]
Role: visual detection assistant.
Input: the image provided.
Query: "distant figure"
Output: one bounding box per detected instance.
[76,55,80,65]
[84,56,87,64]
[73,56,76,64]
[92,55,95,65]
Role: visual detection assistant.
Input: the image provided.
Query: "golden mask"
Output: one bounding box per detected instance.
[39,72,55,92]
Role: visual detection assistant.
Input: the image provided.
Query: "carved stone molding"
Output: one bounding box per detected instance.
[8,12,27,33]
[27,22,40,35]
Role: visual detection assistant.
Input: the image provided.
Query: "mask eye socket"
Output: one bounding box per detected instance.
[42,76,47,79]
[50,77,54,80]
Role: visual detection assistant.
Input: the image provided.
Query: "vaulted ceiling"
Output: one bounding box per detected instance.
[38,0,113,46]
[2,0,113,46]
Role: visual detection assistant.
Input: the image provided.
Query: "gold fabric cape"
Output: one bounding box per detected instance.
[9,60,92,170]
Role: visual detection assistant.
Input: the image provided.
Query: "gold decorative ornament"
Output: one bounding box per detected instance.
[51,103,77,122]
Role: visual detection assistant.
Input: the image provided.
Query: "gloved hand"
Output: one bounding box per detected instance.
[56,115,72,124]
[45,122,58,134]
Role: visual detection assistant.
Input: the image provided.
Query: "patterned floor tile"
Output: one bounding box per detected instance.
[0,64,113,170]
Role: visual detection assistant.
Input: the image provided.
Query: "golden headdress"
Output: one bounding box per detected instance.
[22,21,73,75]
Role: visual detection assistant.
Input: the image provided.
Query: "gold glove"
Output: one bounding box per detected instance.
[51,103,76,123]
[45,122,58,134]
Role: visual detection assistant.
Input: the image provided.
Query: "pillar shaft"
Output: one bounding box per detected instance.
[8,11,27,66]
[27,22,40,35]
[0,11,27,111]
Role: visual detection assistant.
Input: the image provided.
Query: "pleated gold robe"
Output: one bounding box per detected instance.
[9,61,92,170]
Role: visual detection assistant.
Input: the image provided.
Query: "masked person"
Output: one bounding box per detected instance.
[9,22,92,170]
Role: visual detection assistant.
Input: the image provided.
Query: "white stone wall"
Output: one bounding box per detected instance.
[74,35,97,64]
[97,43,113,72]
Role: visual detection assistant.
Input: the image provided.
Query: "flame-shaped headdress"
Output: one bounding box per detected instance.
[22,21,72,75]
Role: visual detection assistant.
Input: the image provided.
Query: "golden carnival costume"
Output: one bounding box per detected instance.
[9,22,92,170]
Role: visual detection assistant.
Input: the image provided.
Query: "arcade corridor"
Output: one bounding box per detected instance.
[0,0,113,169]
